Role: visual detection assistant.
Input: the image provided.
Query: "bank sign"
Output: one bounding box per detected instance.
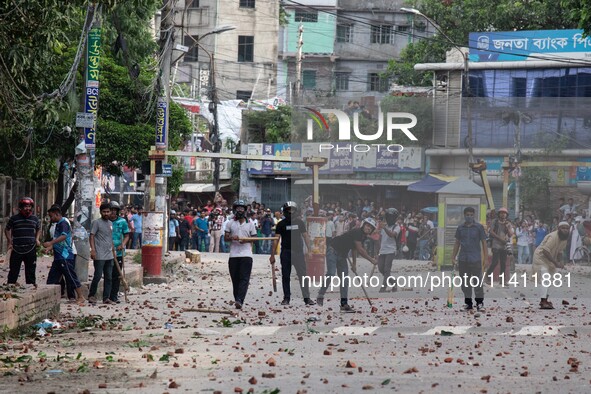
[469,29,591,62]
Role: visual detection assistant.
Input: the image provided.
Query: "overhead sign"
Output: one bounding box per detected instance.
[469,29,591,62]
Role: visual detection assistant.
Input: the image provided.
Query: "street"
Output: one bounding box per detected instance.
[1,253,591,393]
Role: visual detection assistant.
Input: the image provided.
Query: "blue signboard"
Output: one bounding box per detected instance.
[469,30,591,62]
[156,98,167,148]
[162,163,173,177]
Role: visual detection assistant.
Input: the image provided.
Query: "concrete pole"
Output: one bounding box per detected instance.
[295,23,304,99]
[142,0,174,279]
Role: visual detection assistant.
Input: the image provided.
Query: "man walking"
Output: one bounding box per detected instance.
[452,207,488,311]
[194,210,209,252]
[316,218,377,312]
[532,222,571,309]
[270,201,316,306]
[168,210,179,251]
[224,200,258,309]
[88,203,116,305]
[43,205,85,304]
[109,201,130,304]
[5,197,41,288]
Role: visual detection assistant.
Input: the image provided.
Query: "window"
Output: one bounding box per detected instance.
[336,24,353,43]
[302,70,317,89]
[187,0,199,8]
[294,9,318,22]
[236,90,252,101]
[335,72,350,91]
[183,35,198,62]
[238,36,254,62]
[239,0,255,8]
[371,24,393,44]
[397,25,409,32]
[368,73,389,92]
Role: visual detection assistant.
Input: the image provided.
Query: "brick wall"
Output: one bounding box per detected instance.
[0,285,60,331]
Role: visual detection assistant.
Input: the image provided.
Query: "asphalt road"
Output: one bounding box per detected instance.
[1,252,590,393]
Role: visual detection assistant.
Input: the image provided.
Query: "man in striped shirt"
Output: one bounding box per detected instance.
[5,197,41,287]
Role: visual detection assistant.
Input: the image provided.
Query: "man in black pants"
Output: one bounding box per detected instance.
[224,200,258,309]
[452,207,488,311]
[270,201,316,306]
[5,197,41,288]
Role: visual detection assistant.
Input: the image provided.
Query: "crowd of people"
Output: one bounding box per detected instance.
[4,193,589,312]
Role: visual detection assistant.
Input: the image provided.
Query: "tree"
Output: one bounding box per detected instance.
[561,0,591,35]
[0,1,191,185]
[387,0,576,85]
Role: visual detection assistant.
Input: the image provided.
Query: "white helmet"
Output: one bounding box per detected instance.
[362,217,377,231]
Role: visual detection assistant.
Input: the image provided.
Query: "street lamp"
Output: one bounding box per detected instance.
[400,8,474,168]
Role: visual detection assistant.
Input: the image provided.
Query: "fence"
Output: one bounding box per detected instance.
[0,175,57,254]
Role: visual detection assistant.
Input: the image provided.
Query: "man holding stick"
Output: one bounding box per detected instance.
[316,218,377,312]
[270,201,316,306]
[224,200,258,309]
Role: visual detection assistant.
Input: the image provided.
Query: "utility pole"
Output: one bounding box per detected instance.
[514,112,523,219]
[143,0,174,280]
[211,52,221,193]
[295,23,304,99]
[73,5,100,282]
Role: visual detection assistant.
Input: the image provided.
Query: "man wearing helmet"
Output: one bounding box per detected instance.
[316,217,378,312]
[377,208,400,292]
[108,201,130,303]
[224,200,258,309]
[5,197,42,287]
[485,207,513,282]
[270,201,316,306]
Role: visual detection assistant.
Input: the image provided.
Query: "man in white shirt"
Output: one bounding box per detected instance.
[224,200,258,309]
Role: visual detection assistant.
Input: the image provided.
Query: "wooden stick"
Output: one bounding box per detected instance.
[182,307,236,315]
[113,255,130,303]
[270,240,278,293]
[238,237,280,241]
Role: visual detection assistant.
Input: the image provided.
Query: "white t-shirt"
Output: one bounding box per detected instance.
[226,219,257,258]
[379,224,400,255]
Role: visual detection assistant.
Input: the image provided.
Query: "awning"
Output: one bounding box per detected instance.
[180,183,230,193]
[407,174,457,193]
[293,179,415,186]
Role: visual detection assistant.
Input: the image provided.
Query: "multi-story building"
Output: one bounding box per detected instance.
[173,0,279,102]
[279,0,433,110]
[416,29,591,217]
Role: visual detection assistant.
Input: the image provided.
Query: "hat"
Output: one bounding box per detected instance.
[558,221,569,228]
[170,210,176,214]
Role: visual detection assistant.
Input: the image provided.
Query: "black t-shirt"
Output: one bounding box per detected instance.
[329,227,366,256]
[6,213,40,253]
[275,217,306,252]
[179,219,191,237]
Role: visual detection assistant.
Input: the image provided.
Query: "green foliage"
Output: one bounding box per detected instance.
[561,0,591,35]
[244,106,293,143]
[381,95,433,144]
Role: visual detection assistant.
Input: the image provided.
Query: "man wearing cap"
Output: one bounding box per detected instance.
[485,207,514,283]
[43,205,85,304]
[532,222,571,309]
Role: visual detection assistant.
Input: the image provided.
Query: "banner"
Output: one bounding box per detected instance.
[84,28,101,148]
[156,97,167,148]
